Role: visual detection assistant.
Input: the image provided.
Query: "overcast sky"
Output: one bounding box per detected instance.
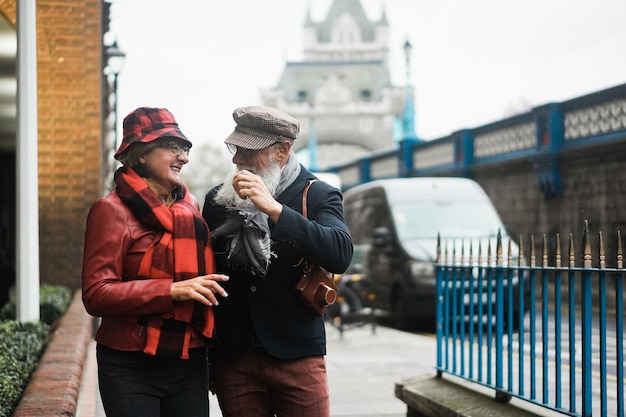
[108,0,626,150]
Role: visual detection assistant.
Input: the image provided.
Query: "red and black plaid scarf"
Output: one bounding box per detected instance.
[115,166,215,359]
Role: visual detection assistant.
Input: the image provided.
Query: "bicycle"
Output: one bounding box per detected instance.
[325,273,377,337]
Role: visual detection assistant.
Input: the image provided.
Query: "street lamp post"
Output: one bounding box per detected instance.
[102,40,125,193]
[398,39,421,177]
[402,39,418,142]
[104,40,126,148]
[307,104,319,172]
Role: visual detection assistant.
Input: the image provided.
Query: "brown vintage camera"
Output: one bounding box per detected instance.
[294,264,338,315]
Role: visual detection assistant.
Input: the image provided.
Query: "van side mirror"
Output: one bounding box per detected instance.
[372,227,393,247]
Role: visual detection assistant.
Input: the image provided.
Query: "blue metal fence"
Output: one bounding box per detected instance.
[435,222,624,417]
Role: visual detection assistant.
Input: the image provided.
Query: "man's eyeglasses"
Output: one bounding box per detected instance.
[158,140,190,156]
[227,143,256,159]
[227,142,279,159]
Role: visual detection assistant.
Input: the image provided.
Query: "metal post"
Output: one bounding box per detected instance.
[401,39,418,142]
[16,0,40,322]
[581,222,593,416]
[104,40,126,148]
[112,72,119,148]
[103,41,125,193]
[307,111,318,171]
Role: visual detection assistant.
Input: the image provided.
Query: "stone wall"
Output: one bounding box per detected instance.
[474,139,626,266]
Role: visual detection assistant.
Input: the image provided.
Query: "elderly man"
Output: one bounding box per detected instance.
[202,105,353,417]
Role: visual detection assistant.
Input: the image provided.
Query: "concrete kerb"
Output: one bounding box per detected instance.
[395,373,565,417]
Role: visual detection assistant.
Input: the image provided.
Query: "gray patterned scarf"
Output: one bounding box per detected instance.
[212,153,301,277]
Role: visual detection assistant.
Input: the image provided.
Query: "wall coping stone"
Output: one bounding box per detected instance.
[13,290,95,417]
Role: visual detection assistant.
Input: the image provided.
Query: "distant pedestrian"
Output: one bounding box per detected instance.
[82,107,228,417]
[202,105,353,417]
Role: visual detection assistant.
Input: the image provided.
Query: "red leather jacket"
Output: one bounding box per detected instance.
[82,191,205,351]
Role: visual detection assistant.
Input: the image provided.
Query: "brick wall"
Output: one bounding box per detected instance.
[1,0,104,290]
[0,2,14,26]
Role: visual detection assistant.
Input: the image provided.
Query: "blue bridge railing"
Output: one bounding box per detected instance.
[331,82,626,194]
[435,221,624,417]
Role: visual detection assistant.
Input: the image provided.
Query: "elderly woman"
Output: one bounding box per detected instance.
[82,107,228,417]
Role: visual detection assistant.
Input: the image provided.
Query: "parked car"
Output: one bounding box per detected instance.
[342,177,528,330]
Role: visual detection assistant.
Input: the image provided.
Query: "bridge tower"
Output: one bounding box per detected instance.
[261,0,406,169]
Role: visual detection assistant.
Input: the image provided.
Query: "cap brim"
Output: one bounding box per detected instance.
[224,130,277,150]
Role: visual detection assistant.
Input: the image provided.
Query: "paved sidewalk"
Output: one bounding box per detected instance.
[325,322,436,417]
[80,321,437,417]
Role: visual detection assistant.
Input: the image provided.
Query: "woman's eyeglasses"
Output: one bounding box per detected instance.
[158,140,190,156]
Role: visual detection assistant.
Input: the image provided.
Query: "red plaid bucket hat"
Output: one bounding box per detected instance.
[114,107,191,160]
[224,105,299,150]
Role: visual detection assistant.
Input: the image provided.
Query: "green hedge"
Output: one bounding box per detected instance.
[0,285,72,417]
[0,284,72,325]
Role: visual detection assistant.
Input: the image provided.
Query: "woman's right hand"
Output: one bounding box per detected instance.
[170,274,229,306]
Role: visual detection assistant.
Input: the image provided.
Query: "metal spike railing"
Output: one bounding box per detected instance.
[434,222,625,417]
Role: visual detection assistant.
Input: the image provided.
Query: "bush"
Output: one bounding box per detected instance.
[0,284,72,325]
[0,285,71,417]
[39,285,72,324]
[0,321,49,417]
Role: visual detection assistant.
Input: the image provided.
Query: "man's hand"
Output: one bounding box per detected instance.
[232,170,283,222]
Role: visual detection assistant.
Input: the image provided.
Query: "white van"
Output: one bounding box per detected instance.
[312,172,341,190]
[342,177,525,329]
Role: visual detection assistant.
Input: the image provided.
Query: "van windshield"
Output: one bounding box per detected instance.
[390,200,506,240]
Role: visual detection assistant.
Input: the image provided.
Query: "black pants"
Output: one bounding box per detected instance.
[97,344,209,417]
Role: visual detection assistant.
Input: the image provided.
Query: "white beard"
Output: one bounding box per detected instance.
[214,160,282,209]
